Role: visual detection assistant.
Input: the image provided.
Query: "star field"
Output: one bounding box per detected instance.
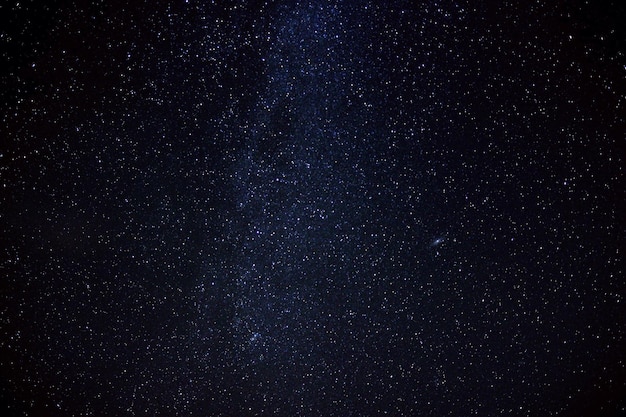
[1,1,625,416]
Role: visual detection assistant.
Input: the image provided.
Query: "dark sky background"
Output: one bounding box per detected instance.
[1,1,625,416]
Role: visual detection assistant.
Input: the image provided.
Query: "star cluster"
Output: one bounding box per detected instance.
[1,1,625,416]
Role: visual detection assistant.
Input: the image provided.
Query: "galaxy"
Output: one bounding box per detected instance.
[1,1,625,416]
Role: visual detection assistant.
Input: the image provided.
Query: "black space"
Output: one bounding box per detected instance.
[1,1,625,416]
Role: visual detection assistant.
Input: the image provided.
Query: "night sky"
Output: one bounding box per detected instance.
[1,1,625,416]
